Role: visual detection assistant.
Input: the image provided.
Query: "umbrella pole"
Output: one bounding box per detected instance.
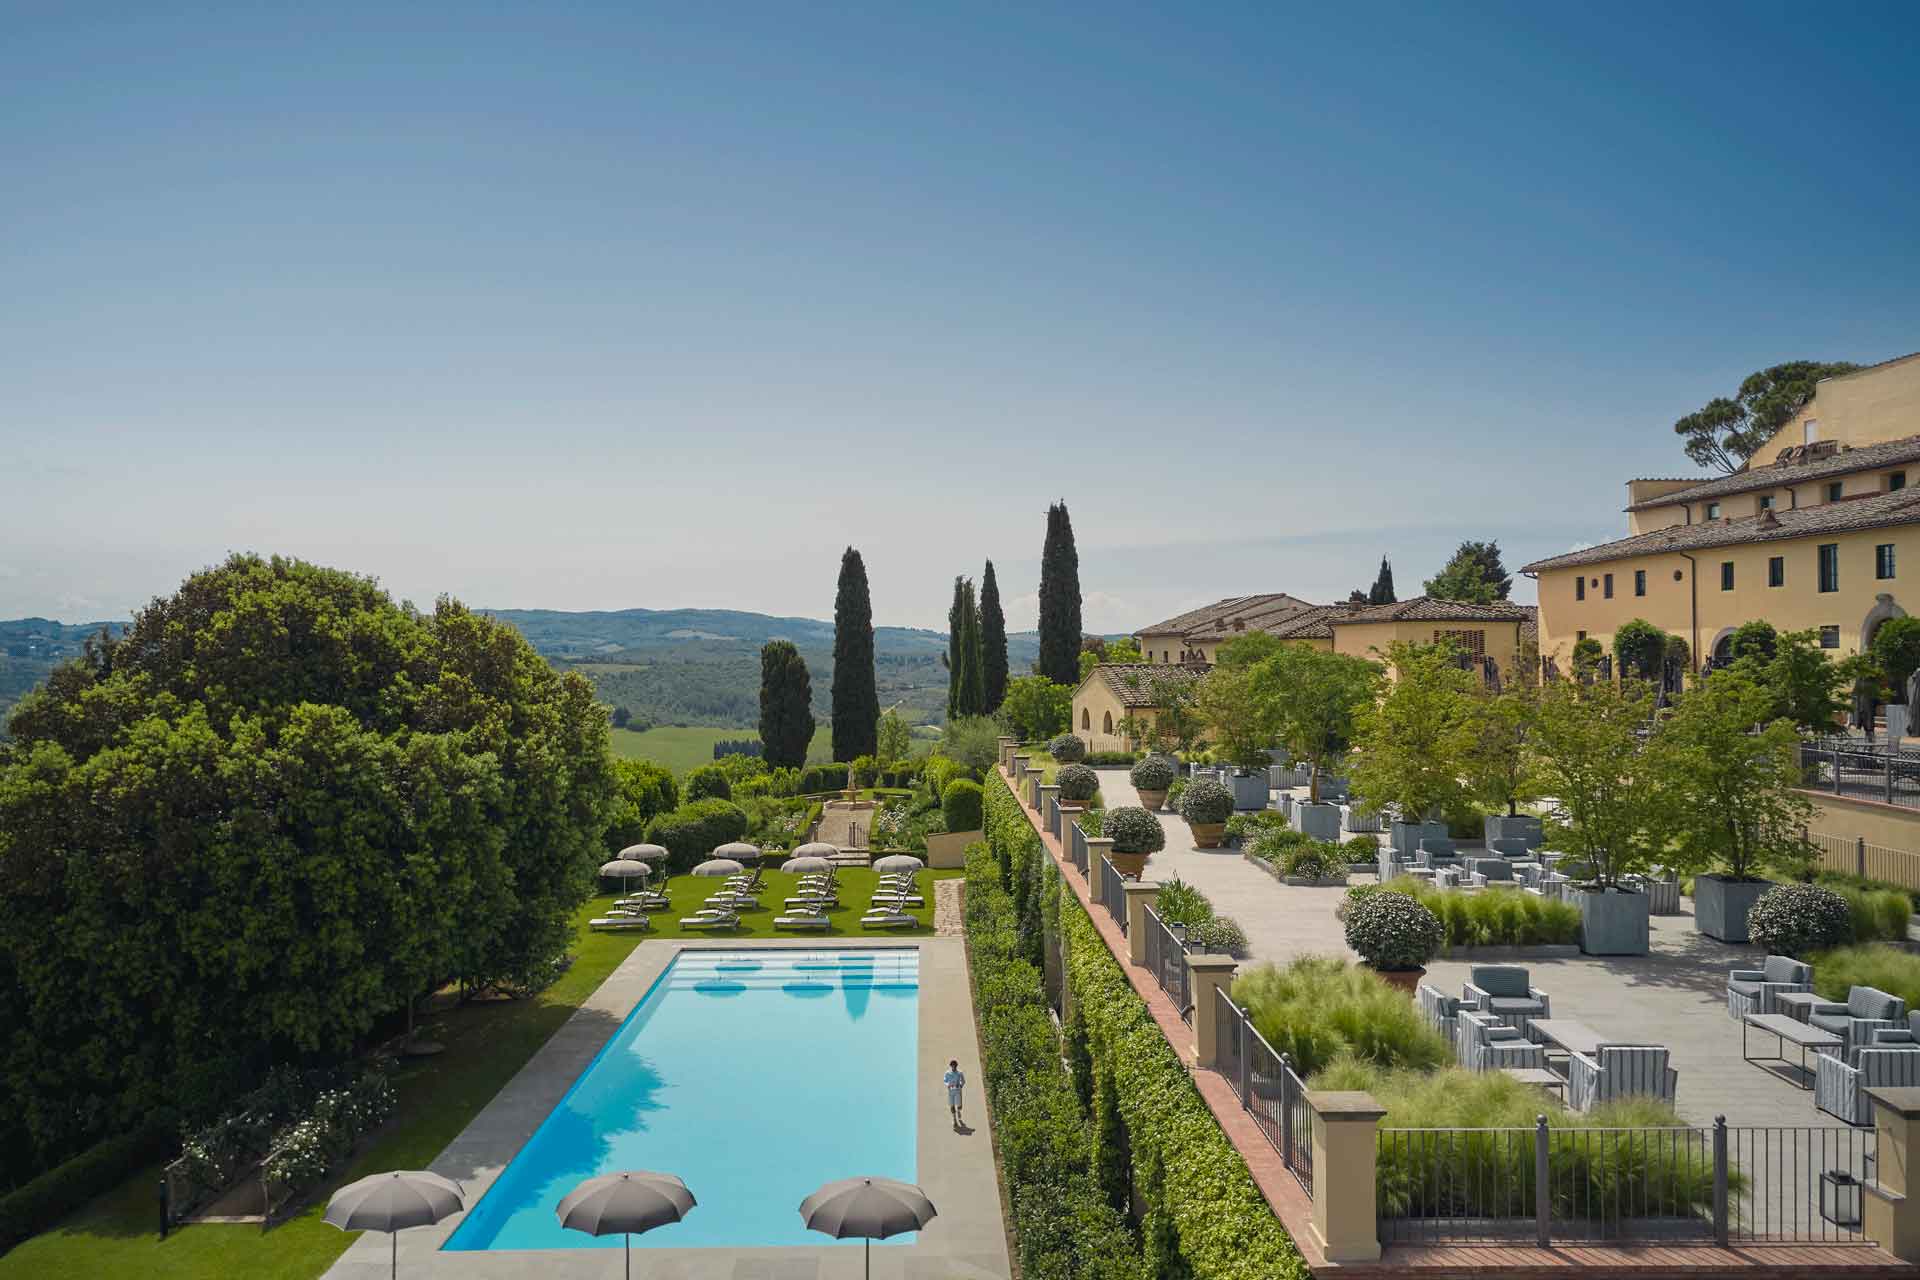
[390,1229,396,1280]
[626,1232,631,1280]
[865,1235,870,1280]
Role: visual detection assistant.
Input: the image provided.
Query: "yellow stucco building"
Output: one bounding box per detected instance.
[1525,352,1920,672]
[1069,662,1204,754]
[1325,597,1535,684]
[1133,594,1324,665]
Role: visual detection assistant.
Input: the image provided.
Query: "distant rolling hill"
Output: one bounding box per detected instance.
[0,617,125,731]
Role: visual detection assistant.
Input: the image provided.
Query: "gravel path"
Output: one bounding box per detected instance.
[935,877,965,936]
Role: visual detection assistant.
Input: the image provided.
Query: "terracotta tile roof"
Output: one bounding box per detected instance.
[1624,434,1920,511]
[1523,489,1920,572]
[1089,662,1206,708]
[1135,594,1319,638]
[1327,596,1534,625]
[1265,604,1342,640]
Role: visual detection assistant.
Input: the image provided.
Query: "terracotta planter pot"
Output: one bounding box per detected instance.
[1190,821,1227,848]
[1370,965,1427,994]
[1137,788,1168,811]
[1108,850,1151,879]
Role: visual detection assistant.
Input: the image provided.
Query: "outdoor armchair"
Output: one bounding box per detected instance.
[1455,1009,1546,1072]
[1815,1032,1920,1125]
[1466,858,1518,888]
[1567,1045,1677,1112]
[1462,965,1550,1031]
[1416,983,1460,1050]
[1808,986,1908,1053]
[1725,955,1814,1020]
[1414,836,1458,866]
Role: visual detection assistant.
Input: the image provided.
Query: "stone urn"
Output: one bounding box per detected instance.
[1370,966,1426,995]
[1137,788,1168,811]
[1108,850,1151,879]
[1190,822,1227,849]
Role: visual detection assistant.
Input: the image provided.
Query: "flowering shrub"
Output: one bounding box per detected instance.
[1188,916,1248,955]
[1047,733,1088,764]
[1344,891,1443,971]
[1747,883,1851,957]
[1054,763,1100,802]
[1179,777,1234,825]
[1103,805,1166,856]
[260,1070,394,1206]
[1130,756,1176,792]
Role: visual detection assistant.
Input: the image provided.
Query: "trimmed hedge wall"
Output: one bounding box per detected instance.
[0,1116,176,1253]
[981,781,1308,1280]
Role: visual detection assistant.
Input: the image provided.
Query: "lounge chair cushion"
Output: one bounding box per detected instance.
[1470,966,1533,998]
[1763,955,1812,985]
[1727,978,1761,998]
[1853,987,1905,1020]
[1488,996,1546,1015]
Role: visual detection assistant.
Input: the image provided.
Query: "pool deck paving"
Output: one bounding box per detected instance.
[320,936,1009,1280]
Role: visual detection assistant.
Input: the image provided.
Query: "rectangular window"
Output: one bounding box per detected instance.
[1603,573,1614,599]
[1768,556,1784,587]
[1576,576,1585,601]
[1827,481,1844,502]
[1436,629,1486,657]
[1879,543,1897,580]
[1759,494,1774,511]
[1706,501,1721,519]
[1576,630,1587,643]
[1634,569,1646,596]
[1893,471,1908,492]
[1805,419,1820,444]
[1818,543,1839,593]
[1720,561,1734,590]
[1820,625,1840,649]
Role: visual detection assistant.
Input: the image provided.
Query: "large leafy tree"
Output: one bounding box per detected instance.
[1674,360,1861,473]
[0,555,613,1173]
[831,546,878,761]
[1648,670,1814,882]
[1735,627,1853,733]
[978,559,1009,714]
[1347,641,1477,820]
[605,758,679,849]
[1037,501,1083,685]
[1531,678,1661,889]
[1423,540,1512,603]
[1464,684,1544,817]
[1193,662,1274,771]
[999,675,1072,741]
[757,639,814,769]
[1252,645,1382,801]
[1612,618,1670,681]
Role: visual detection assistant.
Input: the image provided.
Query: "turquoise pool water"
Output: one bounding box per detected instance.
[443,947,919,1252]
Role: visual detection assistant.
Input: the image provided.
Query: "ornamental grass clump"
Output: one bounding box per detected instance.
[1747,882,1851,957]
[1810,944,1920,1012]
[1374,876,1580,948]
[1231,955,1451,1075]
[1834,884,1914,943]
[1343,891,1443,972]
[1047,732,1088,764]
[1154,876,1214,927]
[1225,810,1291,843]
[1102,805,1165,856]
[1054,762,1101,802]
[1178,776,1234,825]
[1130,755,1176,792]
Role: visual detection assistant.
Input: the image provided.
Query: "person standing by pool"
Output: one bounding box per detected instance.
[943,1059,965,1128]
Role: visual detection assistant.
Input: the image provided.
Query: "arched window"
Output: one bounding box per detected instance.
[1103,711,1114,733]
[1081,708,1090,730]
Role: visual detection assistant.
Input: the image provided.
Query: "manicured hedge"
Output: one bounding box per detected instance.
[943,778,985,832]
[0,1116,176,1253]
[642,799,750,870]
[981,782,1308,1280]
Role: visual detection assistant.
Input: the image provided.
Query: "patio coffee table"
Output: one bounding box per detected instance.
[1742,1012,1842,1089]
[1528,1019,1603,1062]
[1501,1065,1567,1100]
[1771,991,1826,1023]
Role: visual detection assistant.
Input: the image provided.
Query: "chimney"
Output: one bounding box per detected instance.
[1758,508,1780,529]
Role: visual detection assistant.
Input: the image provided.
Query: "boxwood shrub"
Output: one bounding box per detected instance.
[643,799,750,870]
[1178,777,1234,825]
[1055,763,1100,802]
[1129,756,1176,792]
[1343,891,1443,971]
[1102,806,1165,856]
[1048,733,1088,764]
[0,1116,176,1252]
[682,763,733,802]
[1748,882,1852,957]
[942,778,985,832]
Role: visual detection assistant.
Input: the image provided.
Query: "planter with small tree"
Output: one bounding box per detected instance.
[1103,805,1165,879]
[1343,889,1443,993]
[1179,776,1235,848]
[1130,755,1176,811]
[1055,762,1101,804]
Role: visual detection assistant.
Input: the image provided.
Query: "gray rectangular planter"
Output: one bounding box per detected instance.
[1693,874,1774,943]
[1390,820,1448,855]
[1228,771,1270,811]
[1575,887,1650,956]
[1483,814,1543,847]
[1293,801,1341,840]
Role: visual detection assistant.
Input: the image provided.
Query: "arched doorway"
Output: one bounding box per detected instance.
[1861,593,1907,654]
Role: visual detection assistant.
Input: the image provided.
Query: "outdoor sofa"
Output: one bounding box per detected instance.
[1456,1009,1547,1072]
[1815,1024,1920,1125]
[1808,986,1908,1053]
[1567,1045,1678,1112]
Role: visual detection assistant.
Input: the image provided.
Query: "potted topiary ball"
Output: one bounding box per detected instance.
[1130,755,1176,810]
[1343,890,1443,993]
[1055,762,1101,804]
[1179,776,1235,848]
[1102,805,1165,878]
[1048,733,1088,764]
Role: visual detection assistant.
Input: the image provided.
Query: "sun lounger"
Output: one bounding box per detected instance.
[785,895,838,909]
[860,912,917,929]
[680,911,741,930]
[869,895,923,908]
[774,910,833,929]
[590,916,651,931]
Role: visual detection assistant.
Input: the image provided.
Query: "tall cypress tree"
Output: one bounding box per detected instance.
[956,579,984,717]
[979,559,1008,713]
[1037,501,1083,685]
[831,546,877,761]
[947,575,967,719]
[757,639,814,769]
[1370,556,1396,605]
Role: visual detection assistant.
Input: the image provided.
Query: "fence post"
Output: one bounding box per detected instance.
[1123,881,1161,966]
[1282,1054,1298,1171]
[1238,1004,1252,1108]
[1306,1091,1386,1262]
[1861,836,1869,878]
[1889,751,1897,805]
[1535,1114,1551,1247]
[1187,954,1237,1069]
[1712,1115,1729,1247]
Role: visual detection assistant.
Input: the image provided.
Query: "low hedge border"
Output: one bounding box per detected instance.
[0,1116,176,1254]
[983,781,1308,1280]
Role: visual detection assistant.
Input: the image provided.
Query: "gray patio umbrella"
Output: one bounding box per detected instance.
[798,1176,937,1280]
[556,1171,695,1280]
[793,841,839,858]
[714,840,762,864]
[691,858,745,877]
[599,858,652,896]
[324,1170,465,1279]
[784,855,833,876]
[872,854,924,873]
[619,843,671,863]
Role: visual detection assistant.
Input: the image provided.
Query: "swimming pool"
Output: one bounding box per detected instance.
[443,947,920,1252]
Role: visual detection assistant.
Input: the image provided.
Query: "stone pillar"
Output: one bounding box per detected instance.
[1013,754,1030,790]
[1123,881,1161,965]
[1307,1091,1386,1263]
[1866,1087,1920,1260]
[1059,804,1085,841]
[1187,954,1238,1069]
[1086,837,1115,896]
[998,736,1018,770]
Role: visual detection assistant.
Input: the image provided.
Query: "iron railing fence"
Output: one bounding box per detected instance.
[1068,821,1089,876]
[1098,855,1128,934]
[1799,739,1920,812]
[1142,906,1193,1024]
[1214,986,1312,1196]
[1046,794,1061,840]
[1808,826,1920,892]
[1376,1117,1873,1247]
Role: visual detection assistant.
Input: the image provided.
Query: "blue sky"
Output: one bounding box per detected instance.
[3,2,1916,632]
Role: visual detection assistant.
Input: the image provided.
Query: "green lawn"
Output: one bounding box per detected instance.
[0,867,953,1280]
[608,723,833,773]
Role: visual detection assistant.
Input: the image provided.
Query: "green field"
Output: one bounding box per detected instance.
[608,723,834,773]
